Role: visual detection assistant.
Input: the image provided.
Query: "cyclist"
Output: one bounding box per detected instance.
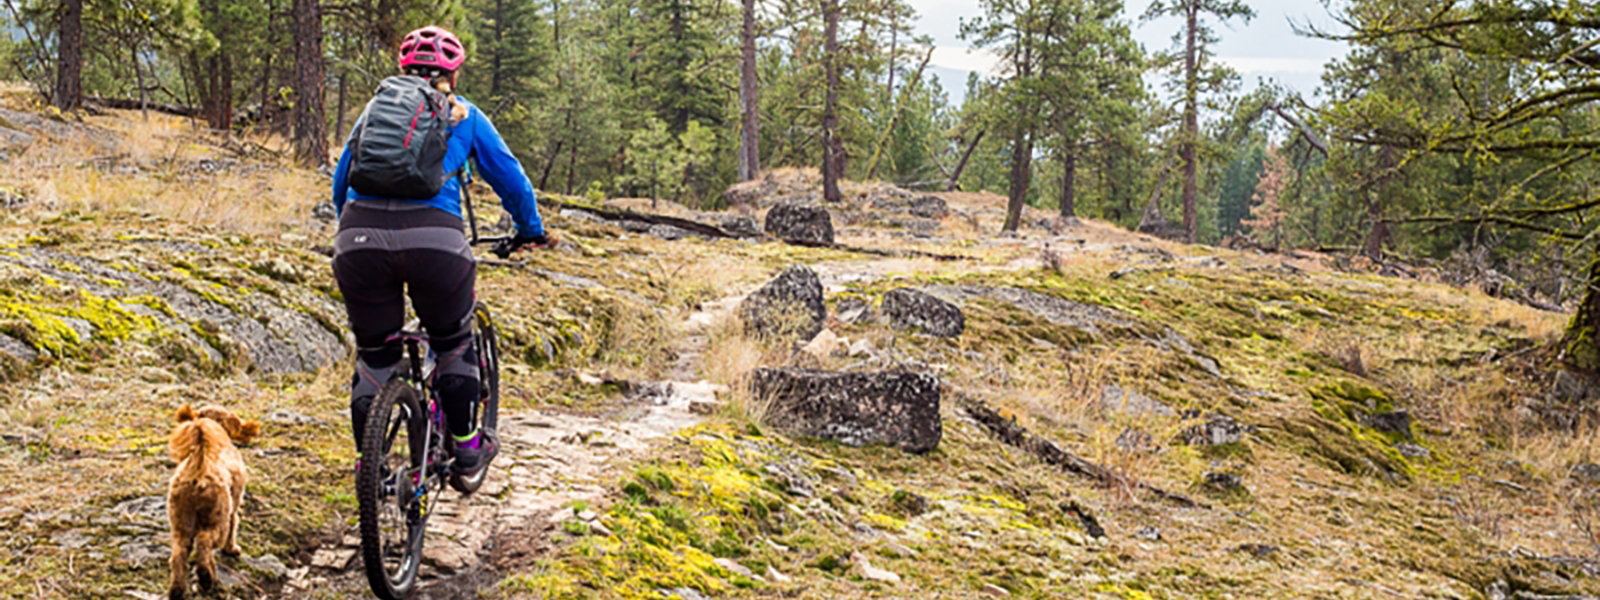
[330,25,547,478]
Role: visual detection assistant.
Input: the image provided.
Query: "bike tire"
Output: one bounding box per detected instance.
[448,303,501,494]
[357,379,427,600]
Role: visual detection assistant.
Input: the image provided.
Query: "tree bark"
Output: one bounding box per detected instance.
[54,0,82,110]
[1180,0,1199,242]
[1004,131,1032,232]
[1565,253,1600,373]
[1059,150,1076,219]
[1002,28,1034,233]
[1362,145,1396,259]
[132,44,148,120]
[737,0,760,182]
[821,0,842,203]
[291,0,327,167]
[334,72,347,139]
[947,128,985,191]
[491,0,505,97]
[865,46,933,181]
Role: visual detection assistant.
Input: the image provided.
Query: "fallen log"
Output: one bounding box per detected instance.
[88,96,200,118]
[956,392,1209,509]
[536,196,750,240]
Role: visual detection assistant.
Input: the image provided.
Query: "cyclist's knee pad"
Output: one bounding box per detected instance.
[432,336,479,381]
[352,359,398,400]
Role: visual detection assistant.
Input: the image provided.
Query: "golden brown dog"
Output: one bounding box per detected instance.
[167,404,260,600]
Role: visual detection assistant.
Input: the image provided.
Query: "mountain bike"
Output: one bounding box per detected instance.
[354,234,511,600]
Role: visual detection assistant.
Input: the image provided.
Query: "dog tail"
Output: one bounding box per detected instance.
[170,421,223,483]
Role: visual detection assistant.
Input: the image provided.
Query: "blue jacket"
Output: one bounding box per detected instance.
[332,97,545,238]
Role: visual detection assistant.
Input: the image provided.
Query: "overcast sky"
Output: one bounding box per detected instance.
[907,0,1353,104]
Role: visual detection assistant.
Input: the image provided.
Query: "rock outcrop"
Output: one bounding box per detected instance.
[750,368,942,453]
[764,203,834,245]
[882,288,964,337]
[738,266,827,340]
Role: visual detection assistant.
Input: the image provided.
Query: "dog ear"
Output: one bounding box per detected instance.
[236,420,262,445]
[176,404,197,423]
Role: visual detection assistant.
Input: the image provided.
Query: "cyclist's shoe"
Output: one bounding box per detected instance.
[450,429,498,477]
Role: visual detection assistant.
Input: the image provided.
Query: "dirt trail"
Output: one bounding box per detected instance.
[285,294,747,598]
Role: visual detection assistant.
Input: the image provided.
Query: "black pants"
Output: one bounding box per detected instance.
[333,201,480,448]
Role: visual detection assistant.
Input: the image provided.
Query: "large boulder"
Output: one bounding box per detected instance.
[764,203,834,245]
[882,288,964,337]
[749,368,942,453]
[737,265,826,340]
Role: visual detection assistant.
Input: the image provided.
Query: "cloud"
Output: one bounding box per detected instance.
[929,47,1002,76]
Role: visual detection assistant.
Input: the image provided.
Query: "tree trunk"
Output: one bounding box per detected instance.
[566,142,578,195]
[1180,0,1199,243]
[1138,154,1177,233]
[1363,145,1396,259]
[1565,254,1600,373]
[866,46,932,181]
[1002,32,1034,233]
[737,0,760,182]
[1003,131,1032,232]
[334,72,347,139]
[491,0,505,97]
[539,138,564,190]
[291,0,327,167]
[948,128,985,191]
[885,6,897,105]
[1059,150,1076,219]
[821,0,842,203]
[132,44,148,120]
[54,0,82,110]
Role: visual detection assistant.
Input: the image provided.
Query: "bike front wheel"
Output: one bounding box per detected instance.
[357,379,427,600]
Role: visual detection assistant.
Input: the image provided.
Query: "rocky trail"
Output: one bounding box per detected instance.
[275,290,756,599]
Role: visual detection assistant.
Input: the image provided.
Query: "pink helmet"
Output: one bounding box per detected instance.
[398,26,465,72]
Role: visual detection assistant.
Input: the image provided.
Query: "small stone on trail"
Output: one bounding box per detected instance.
[577,510,598,522]
[658,587,710,600]
[310,547,356,569]
[765,565,792,583]
[834,298,874,324]
[714,558,754,578]
[882,288,964,337]
[1100,385,1175,417]
[589,520,614,537]
[983,583,1011,597]
[882,541,919,558]
[1395,443,1430,458]
[1115,428,1156,453]
[1179,413,1250,446]
[801,328,848,359]
[1572,463,1600,485]
[1204,472,1243,491]
[266,410,322,425]
[852,552,901,583]
[1135,526,1161,542]
[242,553,289,579]
[124,591,164,600]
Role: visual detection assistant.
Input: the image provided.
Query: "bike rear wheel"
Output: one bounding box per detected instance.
[357,379,428,600]
[449,302,501,494]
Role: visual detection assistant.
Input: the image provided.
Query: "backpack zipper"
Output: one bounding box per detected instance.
[402,99,427,148]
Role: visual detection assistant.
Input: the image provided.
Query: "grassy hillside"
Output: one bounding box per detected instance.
[0,97,1592,600]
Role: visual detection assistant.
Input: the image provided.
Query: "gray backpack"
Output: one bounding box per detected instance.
[348,76,451,199]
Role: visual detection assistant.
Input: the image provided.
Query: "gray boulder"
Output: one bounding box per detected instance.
[909,195,949,218]
[737,266,826,340]
[1365,410,1413,440]
[1180,413,1250,445]
[719,215,762,238]
[882,288,964,337]
[749,368,942,453]
[764,203,834,245]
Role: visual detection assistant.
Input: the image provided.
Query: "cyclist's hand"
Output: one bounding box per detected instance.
[491,233,554,259]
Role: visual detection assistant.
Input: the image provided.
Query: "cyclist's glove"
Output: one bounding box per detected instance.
[491,233,550,259]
